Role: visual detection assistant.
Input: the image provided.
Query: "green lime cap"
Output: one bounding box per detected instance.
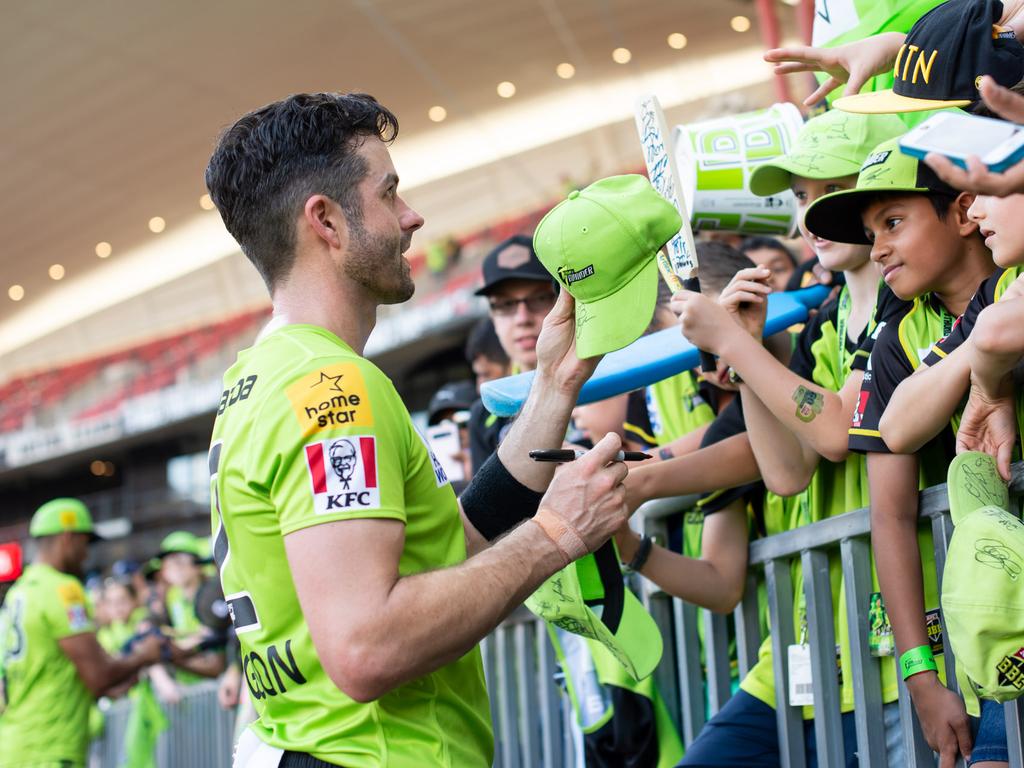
[803,135,958,244]
[533,175,681,359]
[749,111,907,197]
[29,498,100,541]
[158,530,203,559]
[942,453,1024,709]
[525,543,663,680]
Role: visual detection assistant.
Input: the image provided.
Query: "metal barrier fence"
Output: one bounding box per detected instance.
[90,681,234,768]
[90,468,1024,767]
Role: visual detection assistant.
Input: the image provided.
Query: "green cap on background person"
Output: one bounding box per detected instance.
[29,498,101,541]
[748,111,907,197]
[942,452,1024,712]
[834,0,1024,114]
[533,174,681,359]
[803,135,958,244]
[158,530,203,559]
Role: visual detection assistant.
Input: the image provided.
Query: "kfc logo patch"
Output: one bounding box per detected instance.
[852,390,870,429]
[304,436,380,513]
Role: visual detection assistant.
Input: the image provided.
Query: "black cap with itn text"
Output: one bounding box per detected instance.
[835,0,1024,114]
[475,235,557,296]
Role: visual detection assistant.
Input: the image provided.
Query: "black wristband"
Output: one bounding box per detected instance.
[459,452,544,541]
[624,535,654,573]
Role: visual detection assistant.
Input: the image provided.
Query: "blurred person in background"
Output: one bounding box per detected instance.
[739,235,798,292]
[0,499,180,768]
[467,235,559,472]
[157,531,226,683]
[464,316,509,392]
[426,380,476,491]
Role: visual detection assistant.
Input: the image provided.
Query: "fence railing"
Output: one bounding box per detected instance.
[90,681,234,768]
[90,467,1024,768]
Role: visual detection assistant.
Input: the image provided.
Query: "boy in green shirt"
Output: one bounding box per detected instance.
[805,138,997,766]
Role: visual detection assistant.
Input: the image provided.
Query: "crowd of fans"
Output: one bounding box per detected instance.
[11,1,1024,766]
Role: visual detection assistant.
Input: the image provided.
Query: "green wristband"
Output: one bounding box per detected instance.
[900,645,938,680]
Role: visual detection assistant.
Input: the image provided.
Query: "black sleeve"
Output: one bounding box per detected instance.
[787,306,829,380]
[623,389,659,450]
[848,320,915,454]
[922,271,1000,366]
[695,397,765,515]
[468,398,499,475]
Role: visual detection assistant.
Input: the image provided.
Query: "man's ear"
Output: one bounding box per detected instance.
[954,192,980,236]
[303,194,348,252]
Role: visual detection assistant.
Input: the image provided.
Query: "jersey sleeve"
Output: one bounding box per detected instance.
[45,577,95,639]
[922,273,999,365]
[848,321,915,453]
[257,358,410,536]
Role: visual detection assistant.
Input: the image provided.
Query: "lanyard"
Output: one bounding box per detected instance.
[835,285,853,376]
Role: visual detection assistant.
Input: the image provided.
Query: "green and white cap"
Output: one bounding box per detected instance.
[803,135,958,244]
[158,530,204,559]
[533,175,681,359]
[748,111,906,197]
[29,497,100,541]
[525,542,663,680]
[942,452,1024,711]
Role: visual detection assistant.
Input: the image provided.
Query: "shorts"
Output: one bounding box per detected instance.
[676,690,859,768]
[968,698,1009,766]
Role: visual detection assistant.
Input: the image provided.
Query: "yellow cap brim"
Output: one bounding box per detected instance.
[834,89,971,114]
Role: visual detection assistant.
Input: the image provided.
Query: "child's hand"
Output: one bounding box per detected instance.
[956,381,1017,482]
[671,290,739,356]
[718,266,772,340]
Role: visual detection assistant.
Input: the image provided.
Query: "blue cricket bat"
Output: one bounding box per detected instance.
[481,284,830,417]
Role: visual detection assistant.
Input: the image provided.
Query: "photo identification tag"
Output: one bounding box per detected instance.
[788,644,814,706]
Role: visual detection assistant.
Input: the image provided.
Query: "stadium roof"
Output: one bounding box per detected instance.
[0,0,798,365]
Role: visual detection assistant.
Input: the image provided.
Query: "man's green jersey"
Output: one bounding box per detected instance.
[209,323,491,767]
[0,563,96,767]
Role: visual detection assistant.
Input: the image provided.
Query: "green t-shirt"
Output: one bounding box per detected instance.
[209,323,491,767]
[97,620,135,656]
[0,564,96,767]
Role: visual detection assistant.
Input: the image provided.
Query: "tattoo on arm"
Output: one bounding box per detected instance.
[793,385,825,423]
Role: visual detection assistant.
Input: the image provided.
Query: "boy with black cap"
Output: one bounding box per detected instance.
[804,136,998,766]
[467,235,559,472]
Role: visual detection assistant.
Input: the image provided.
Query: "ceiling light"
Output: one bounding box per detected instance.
[497,81,516,98]
[48,264,65,281]
[90,460,105,476]
[95,241,112,258]
[8,285,24,302]
[668,33,688,50]
[199,194,215,210]
[148,216,166,234]
[556,62,576,79]
[731,15,751,32]
[612,47,632,64]
[428,105,447,122]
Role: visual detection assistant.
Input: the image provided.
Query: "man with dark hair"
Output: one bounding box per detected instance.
[204,92,631,768]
